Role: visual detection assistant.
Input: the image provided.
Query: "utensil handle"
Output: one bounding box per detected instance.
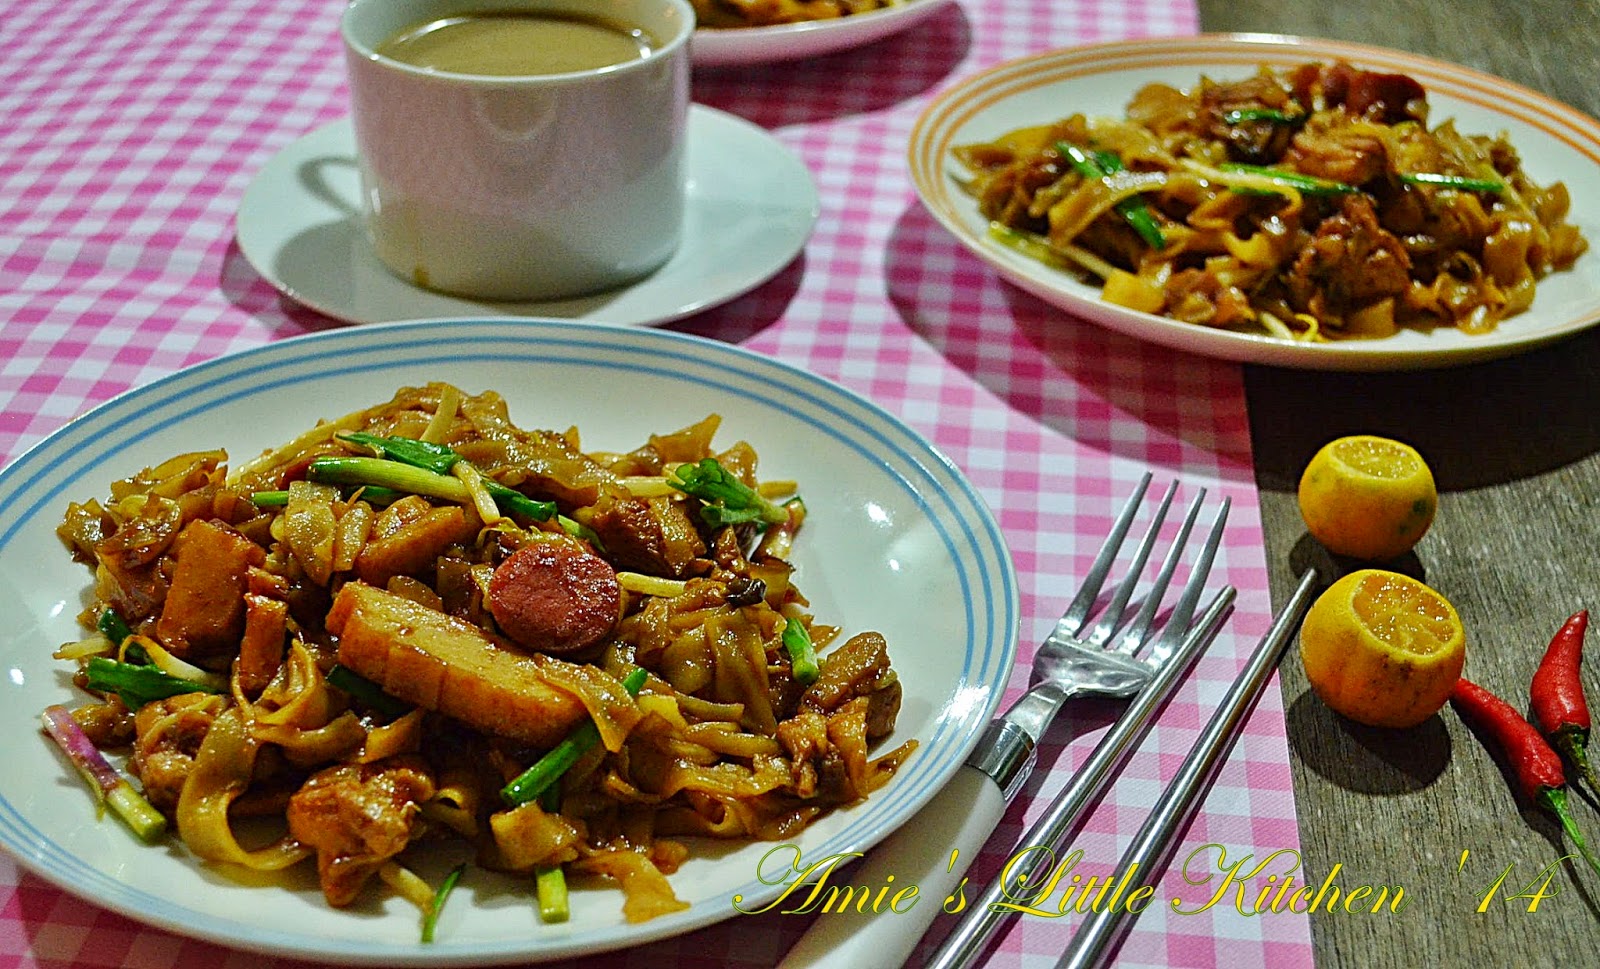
[777,764,1005,969]
[1055,568,1320,969]
[925,585,1236,969]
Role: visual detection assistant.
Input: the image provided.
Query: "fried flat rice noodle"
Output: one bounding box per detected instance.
[691,0,900,29]
[176,706,311,870]
[55,381,917,924]
[533,656,646,753]
[236,642,367,767]
[572,846,690,923]
[954,59,1588,340]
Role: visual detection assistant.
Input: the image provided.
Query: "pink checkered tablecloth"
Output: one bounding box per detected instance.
[0,0,1316,967]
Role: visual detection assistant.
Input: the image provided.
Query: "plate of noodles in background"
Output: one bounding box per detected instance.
[691,0,956,67]
[909,34,1600,371]
[0,318,1017,965]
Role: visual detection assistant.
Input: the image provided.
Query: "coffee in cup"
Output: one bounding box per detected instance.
[375,11,655,76]
[341,0,694,302]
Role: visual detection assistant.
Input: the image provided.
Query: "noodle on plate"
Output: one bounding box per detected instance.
[954,60,1589,340]
[49,383,915,932]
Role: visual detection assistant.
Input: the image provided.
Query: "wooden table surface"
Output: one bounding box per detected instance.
[1196,0,1600,964]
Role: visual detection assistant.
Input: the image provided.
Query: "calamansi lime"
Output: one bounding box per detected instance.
[1299,569,1466,728]
[1298,435,1436,561]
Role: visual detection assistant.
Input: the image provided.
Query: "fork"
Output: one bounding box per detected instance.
[779,473,1235,969]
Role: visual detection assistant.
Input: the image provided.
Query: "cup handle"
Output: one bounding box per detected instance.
[297,156,362,218]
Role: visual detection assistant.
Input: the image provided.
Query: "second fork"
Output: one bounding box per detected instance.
[779,473,1234,969]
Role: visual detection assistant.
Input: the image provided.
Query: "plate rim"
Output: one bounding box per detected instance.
[0,317,1019,965]
[690,0,956,67]
[235,105,820,328]
[908,32,1600,371]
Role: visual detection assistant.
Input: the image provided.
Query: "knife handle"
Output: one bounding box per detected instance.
[776,764,1005,969]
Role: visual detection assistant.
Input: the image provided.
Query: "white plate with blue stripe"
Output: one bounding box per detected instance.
[0,318,1017,965]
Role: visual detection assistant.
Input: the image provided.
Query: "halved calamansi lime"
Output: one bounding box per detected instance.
[1299,569,1465,729]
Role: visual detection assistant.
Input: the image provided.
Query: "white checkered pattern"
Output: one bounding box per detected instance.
[0,0,1313,965]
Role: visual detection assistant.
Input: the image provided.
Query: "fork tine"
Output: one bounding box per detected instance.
[1111,486,1207,655]
[1081,480,1177,647]
[1055,472,1153,639]
[1143,496,1230,667]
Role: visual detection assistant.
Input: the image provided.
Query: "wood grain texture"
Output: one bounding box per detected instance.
[1197,0,1600,963]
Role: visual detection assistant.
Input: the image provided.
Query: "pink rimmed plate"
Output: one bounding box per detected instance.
[692,0,956,67]
[909,34,1600,371]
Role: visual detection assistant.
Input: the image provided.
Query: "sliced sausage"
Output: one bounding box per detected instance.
[487,542,620,655]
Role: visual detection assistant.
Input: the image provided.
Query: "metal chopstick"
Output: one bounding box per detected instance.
[925,584,1238,969]
[1054,568,1320,969]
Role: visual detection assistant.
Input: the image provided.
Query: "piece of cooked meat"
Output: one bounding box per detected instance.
[286,756,437,906]
[1286,194,1413,315]
[1288,62,1427,125]
[130,693,226,813]
[800,631,903,742]
[154,519,266,661]
[352,504,476,588]
[1200,72,1298,163]
[585,492,706,578]
[1284,121,1389,187]
[326,581,590,747]
[235,593,288,695]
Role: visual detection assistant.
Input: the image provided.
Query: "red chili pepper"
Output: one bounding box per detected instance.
[1451,677,1600,878]
[1530,610,1598,789]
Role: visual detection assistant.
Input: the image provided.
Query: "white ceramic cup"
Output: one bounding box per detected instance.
[341,0,693,302]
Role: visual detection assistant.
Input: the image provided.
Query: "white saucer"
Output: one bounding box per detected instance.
[235,106,819,326]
